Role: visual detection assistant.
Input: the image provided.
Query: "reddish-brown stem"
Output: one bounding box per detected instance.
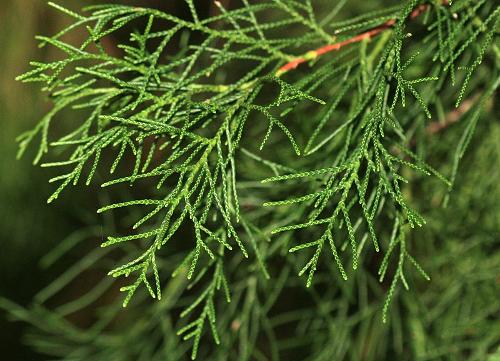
[426,94,480,134]
[276,1,448,76]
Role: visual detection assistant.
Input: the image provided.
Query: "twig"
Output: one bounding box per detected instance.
[276,1,449,76]
[426,94,480,134]
[403,94,481,149]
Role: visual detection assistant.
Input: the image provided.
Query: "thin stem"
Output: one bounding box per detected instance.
[276,1,449,76]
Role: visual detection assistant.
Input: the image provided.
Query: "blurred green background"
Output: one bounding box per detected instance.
[0,2,84,359]
[0,1,498,360]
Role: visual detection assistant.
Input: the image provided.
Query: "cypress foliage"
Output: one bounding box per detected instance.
[3,0,499,360]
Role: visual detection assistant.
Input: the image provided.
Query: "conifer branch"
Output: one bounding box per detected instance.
[11,0,499,358]
[276,0,450,76]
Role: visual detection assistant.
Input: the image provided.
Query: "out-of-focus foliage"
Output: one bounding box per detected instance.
[1,1,499,360]
[0,1,99,359]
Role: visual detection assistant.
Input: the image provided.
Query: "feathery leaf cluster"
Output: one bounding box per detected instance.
[9,0,500,359]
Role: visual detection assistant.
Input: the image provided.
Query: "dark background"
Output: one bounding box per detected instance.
[1,1,498,360]
[0,2,75,359]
